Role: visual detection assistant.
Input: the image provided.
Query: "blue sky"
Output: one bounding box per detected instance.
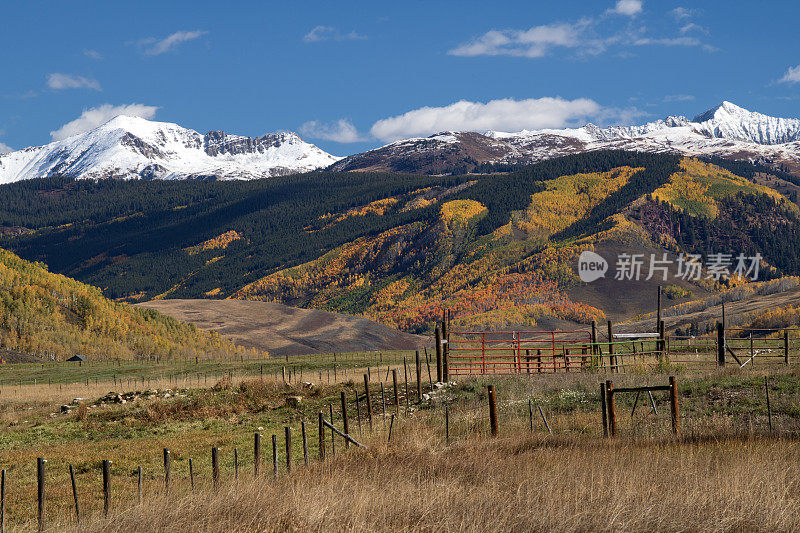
[2,0,800,156]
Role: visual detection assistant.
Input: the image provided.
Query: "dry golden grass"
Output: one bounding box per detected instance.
[66,422,800,533]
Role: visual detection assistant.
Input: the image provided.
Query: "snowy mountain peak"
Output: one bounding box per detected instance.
[0,115,340,184]
[689,102,800,144]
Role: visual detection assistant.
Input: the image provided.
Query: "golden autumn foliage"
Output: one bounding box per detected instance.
[0,248,256,361]
[652,158,790,219]
[186,230,243,255]
[508,167,639,238]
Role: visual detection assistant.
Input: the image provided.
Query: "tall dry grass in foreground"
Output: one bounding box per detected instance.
[72,419,800,533]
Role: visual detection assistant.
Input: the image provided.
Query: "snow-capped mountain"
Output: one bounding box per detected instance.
[0,115,340,184]
[332,102,800,174]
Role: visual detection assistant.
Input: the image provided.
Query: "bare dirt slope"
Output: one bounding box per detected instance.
[136,299,427,357]
[622,286,800,333]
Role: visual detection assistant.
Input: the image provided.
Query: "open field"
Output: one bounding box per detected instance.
[136,299,428,357]
[1,354,800,531]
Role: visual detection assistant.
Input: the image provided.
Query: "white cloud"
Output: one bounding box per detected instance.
[670,7,697,20]
[83,49,103,60]
[138,30,207,55]
[0,142,13,155]
[663,94,695,102]
[300,119,365,143]
[679,23,708,35]
[448,22,589,58]
[50,103,158,141]
[303,26,366,43]
[369,97,624,142]
[633,36,701,47]
[449,1,711,59]
[779,65,800,84]
[46,73,101,91]
[608,0,642,16]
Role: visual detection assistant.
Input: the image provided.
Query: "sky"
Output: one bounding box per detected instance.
[2,0,800,156]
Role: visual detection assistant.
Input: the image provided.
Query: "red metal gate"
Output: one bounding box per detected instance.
[448,330,592,375]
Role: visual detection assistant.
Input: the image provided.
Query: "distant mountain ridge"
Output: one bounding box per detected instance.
[0,115,340,183]
[332,102,800,175]
[3,102,800,182]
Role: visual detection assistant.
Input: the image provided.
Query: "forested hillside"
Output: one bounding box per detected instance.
[0,151,797,333]
[0,248,254,361]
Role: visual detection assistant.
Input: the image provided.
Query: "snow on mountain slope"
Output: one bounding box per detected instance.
[0,115,340,184]
[334,102,800,175]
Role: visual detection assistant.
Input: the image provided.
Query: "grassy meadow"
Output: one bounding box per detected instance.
[0,354,799,531]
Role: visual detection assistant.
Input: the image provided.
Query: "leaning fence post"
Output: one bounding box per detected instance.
[189,458,195,490]
[254,433,262,476]
[363,375,373,431]
[212,447,220,489]
[669,376,680,437]
[163,448,171,495]
[102,459,111,519]
[37,457,45,533]
[301,421,309,466]
[606,380,616,437]
[488,385,498,436]
[68,465,79,526]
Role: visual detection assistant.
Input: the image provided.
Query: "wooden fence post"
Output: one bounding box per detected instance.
[591,320,598,357]
[600,382,608,437]
[669,376,680,437]
[285,427,293,474]
[318,412,325,460]
[189,458,195,490]
[607,321,615,372]
[606,381,616,437]
[717,323,725,367]
[445,405,450,443]
[272,434,278,478]
[137,466,142,505]
[301,421,309,466]
[443,322,450,381]
[68,465,78,526]
[435,326,443,382]
[363,375,373,430]
[234,448,239,481]
[254,433,262,476]
[415,350,422,400]
[37,457,45,533]
[785,330,790,366]
[488,385,498,436]
[102,460,111,518]
[340,392,350,450]
[392,370,400,414]
[212,447,220,489]
[659,320,666,360]
[163,448,171,495]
